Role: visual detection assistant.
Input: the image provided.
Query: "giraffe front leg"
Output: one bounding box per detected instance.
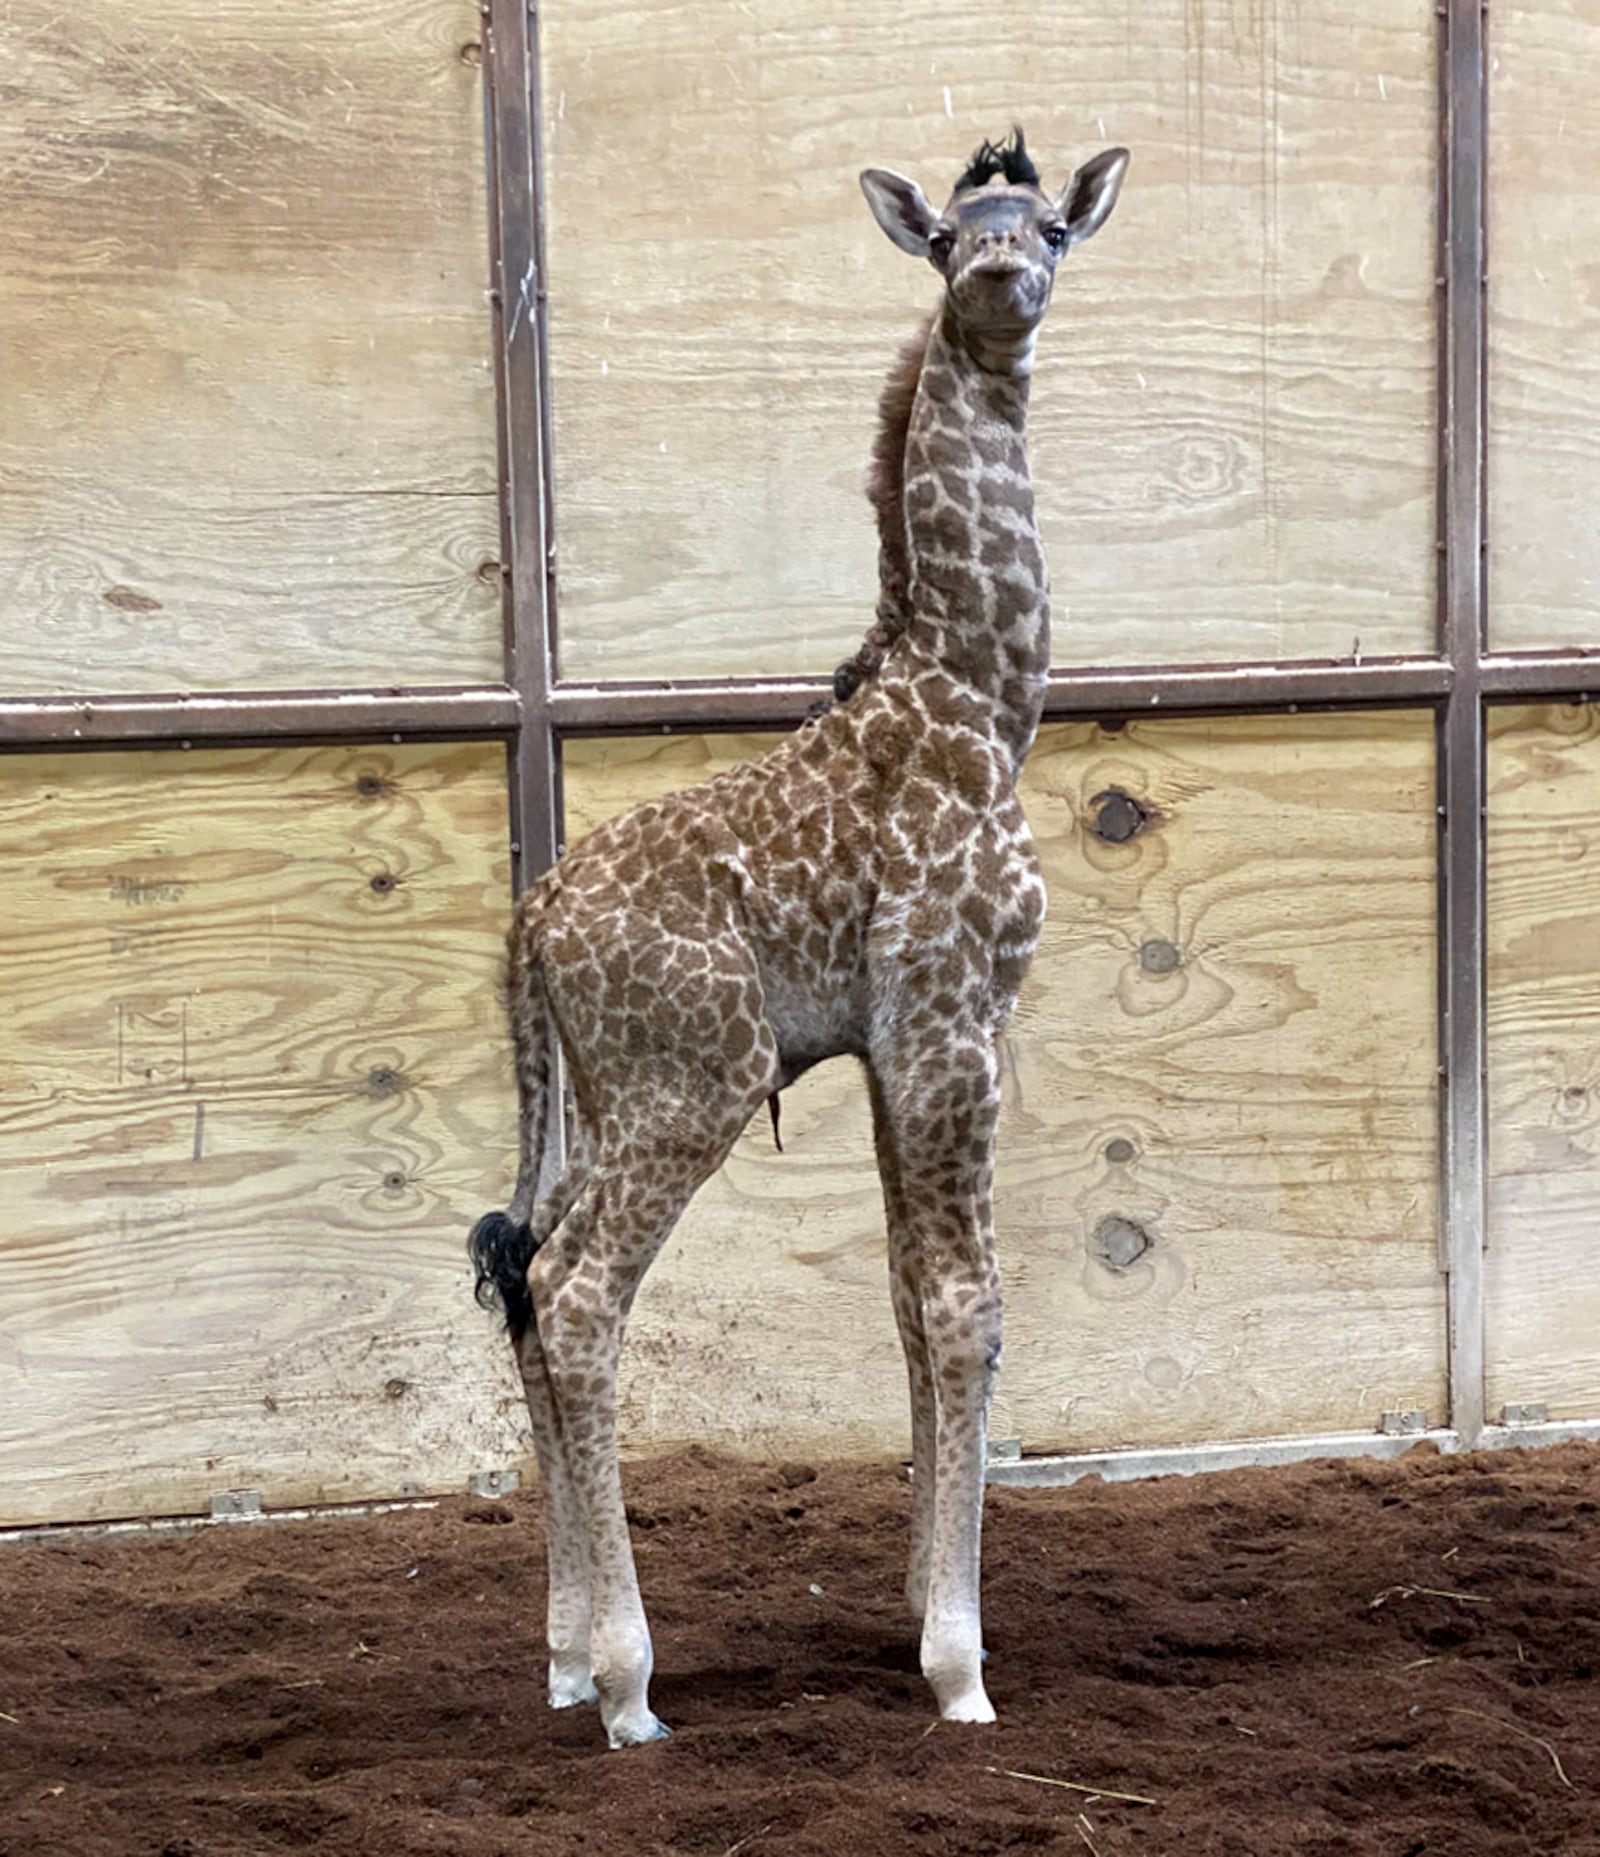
[920,1270,1000,1723]
[872,1036,1002,1725]
[896,1269,938,1623]
[868,1068,937,1621]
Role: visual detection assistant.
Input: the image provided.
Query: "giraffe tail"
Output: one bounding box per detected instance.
[468,913,552,1346]
[469,1209,536,1344]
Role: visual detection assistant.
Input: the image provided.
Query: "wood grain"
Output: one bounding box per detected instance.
[1488,5,1600,650]
[542,0,1438,682]
[0,0,501,694]
[0,744,531,1526]
[563,718,1444,1460]
[1486,706,1600,1417]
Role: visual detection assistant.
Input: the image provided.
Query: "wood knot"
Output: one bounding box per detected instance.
[1104,1137,1137,1164]
[366,1067,406,1098]
[1138,938,1181,975]
[369,871,398,895]
[1089,1214,1153,1271]
[1089,787,1158,844]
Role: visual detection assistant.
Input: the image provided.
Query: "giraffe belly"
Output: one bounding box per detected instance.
[759,962,870,1077]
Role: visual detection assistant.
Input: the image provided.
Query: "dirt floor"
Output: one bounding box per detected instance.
[3,1442,1599,1857]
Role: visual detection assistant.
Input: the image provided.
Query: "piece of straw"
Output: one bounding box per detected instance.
[986,1766,1157,1807]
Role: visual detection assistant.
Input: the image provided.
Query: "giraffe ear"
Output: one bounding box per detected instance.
[860,168,939,257]
[1055,147,1129,247]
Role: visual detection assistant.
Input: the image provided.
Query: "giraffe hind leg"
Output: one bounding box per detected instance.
[473,1126,602,1709]
[516,1312,601,1710]
[532,1090,768,1748]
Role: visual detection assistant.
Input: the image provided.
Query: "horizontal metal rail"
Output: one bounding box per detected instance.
[985,1428,1460,1488]
[0,686,520,752]
[548,655,1455,733]
[983,1413,1600,1489]
[6,651,1599,755]
[4,652,1597,756]
[1481,651,1600,699]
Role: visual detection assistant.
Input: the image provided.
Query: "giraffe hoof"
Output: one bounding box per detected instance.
[605,1710,671,1749]
[938,1686,997,1725]
[548,1668,600,1710]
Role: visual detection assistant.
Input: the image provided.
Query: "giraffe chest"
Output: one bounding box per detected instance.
[869,788,1045,1035]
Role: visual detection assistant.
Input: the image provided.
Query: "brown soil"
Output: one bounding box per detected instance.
[3,1443,1599,1857]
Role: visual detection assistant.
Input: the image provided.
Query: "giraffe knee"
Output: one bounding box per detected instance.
[924,1285,1002,1389]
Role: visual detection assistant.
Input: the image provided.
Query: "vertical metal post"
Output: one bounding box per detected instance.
[1438,0,1489,1446]
[484,0,560,895]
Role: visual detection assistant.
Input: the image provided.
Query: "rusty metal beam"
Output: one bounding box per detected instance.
[14,650,1600,758]
[0,687,519,753]
[1437,0,1489,1449]
[546,656,1454,736]
[1481,652,1600,701]
[1038,657,1451,717]
[484,0,560,893]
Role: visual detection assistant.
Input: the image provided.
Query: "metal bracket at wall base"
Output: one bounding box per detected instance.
[1379,1410,1432,1436]
[467,1469,521,1497]
[1499,1403,1548,1426]
[209,1487,264,1518]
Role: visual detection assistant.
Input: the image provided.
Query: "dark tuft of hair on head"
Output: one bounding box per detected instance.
[956,125,1041,193]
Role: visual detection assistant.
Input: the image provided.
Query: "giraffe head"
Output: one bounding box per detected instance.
[860,130,1127,363]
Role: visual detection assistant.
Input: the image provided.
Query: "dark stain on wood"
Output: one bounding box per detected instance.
[102,585,164,614]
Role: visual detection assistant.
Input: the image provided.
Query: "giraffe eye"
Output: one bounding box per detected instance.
[928,229,954,261]
[1043,224,1068,252]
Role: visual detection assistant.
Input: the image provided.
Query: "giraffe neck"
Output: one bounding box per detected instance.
[895,306,1049,769]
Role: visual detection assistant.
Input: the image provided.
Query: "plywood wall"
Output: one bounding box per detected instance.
[0,744,531,1526]
[564,715,1443,1460]
[1488,4,1600,650]
[0,0,502,696]
[541,0,1438,684]
[1487,705,1600,1418]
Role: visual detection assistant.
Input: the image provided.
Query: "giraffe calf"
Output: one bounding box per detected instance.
[472,126,1128,1748]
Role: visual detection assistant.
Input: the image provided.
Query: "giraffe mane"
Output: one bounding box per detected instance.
[954,126,1040,193]
[831,315,934,705]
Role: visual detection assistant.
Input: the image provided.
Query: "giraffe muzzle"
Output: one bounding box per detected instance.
[955,258,1050,328]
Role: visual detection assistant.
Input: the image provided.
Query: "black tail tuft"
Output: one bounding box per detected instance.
[469,1210,537,1344]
